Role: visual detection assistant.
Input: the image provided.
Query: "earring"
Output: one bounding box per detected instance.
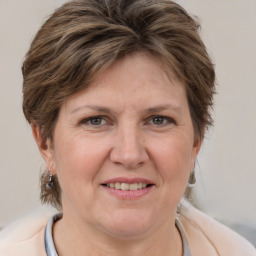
[46,172,54,190]
[188,170,196,188]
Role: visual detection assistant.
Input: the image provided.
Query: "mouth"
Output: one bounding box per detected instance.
[102,182,153,191]
[101,177,155,197]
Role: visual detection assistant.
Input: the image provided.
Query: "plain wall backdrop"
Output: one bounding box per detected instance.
[1,0,256,240]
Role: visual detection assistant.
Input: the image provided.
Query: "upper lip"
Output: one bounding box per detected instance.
[102,177,154,185]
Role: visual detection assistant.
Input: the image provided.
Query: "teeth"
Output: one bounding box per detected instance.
[115,182,121,189]
[129,183,138,191]
[121,183,130,190]
[107,182,148,191]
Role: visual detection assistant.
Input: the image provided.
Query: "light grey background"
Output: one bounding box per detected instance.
[1,0,255,243]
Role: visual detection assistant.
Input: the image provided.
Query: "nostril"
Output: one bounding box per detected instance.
[109,137,149,169]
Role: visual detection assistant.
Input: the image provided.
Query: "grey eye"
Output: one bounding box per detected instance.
[89,117,103,125]
[152,116,165,125]
[148,116,175,126]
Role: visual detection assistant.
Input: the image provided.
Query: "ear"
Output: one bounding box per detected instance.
[31,124,56,175]
[190,135,202,171]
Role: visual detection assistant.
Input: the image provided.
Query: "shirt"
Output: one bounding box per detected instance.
[44,213,192,256]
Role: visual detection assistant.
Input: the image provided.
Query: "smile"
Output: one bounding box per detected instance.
[105,182,149,191]
[101,177,155,199]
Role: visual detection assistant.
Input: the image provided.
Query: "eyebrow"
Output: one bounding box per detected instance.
[143,104,182,114]
[70,104,182,115]
[70,105,113,114]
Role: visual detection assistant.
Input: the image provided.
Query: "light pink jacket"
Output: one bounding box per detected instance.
[1,205,255,256]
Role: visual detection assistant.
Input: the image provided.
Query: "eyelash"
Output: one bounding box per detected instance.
[79,116,108,126]
[146,115,176,126]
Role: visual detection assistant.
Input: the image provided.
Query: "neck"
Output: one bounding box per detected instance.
[53,213,182,256]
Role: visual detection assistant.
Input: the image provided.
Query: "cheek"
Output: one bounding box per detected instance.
[52,135,109,185]
[151,137,195,181]
[51,137,107,209]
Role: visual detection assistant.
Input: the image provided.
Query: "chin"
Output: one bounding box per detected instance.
[99,209,155,239]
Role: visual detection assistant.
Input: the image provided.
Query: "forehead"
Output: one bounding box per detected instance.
[93,52,182,88]
[62,52,188,113]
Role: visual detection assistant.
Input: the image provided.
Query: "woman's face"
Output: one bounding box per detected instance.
[39,52,200,238]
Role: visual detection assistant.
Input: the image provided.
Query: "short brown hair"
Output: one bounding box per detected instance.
[22,0,215,209]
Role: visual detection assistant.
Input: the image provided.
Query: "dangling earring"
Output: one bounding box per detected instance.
[188,170,196,188]
[46,172,54,190]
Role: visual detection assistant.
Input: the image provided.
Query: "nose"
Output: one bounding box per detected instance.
[110,125,149,169]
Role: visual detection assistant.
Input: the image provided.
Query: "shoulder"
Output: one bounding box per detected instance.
[179,201,256,256]
[0,211,54,256]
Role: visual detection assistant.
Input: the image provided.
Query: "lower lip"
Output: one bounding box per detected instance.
[101,185,154,199]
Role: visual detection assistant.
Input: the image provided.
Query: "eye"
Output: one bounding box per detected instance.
[89,117,105,126]
[152,116,165,125]
[148,116,175,126]
[80,116,107,126]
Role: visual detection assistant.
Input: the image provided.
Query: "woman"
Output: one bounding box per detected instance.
[0,0,255,255]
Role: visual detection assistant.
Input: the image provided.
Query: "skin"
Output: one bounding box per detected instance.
[33,52,201,256]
